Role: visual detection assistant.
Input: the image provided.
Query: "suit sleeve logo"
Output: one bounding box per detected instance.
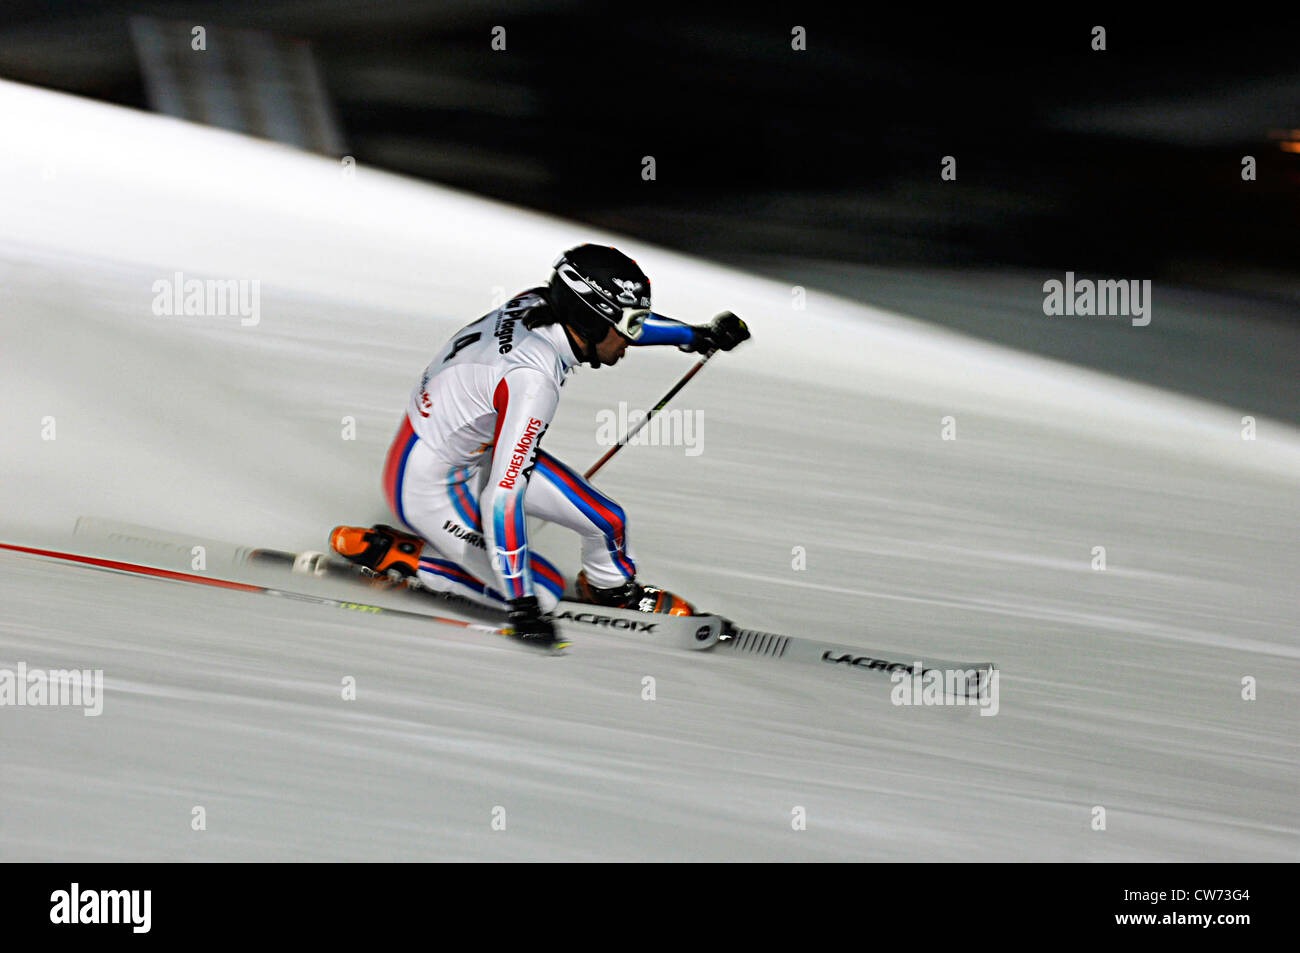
[498,417,546,489]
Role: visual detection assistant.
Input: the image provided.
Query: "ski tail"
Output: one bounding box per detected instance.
[718,625,997,699]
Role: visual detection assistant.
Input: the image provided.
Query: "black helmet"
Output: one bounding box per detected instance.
[548,244,651,344]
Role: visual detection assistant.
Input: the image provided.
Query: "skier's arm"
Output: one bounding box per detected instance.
[481,366,558,602]
[631,311,750,353]
[630,313,695,347]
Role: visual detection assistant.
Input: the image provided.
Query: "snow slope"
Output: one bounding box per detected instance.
[1,80,1297,861]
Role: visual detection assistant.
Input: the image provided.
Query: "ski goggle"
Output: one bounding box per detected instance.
[615,308,649,341]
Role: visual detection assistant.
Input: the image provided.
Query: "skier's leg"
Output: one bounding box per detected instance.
[525,450,695,615]
[361,435,686,614]
[526,450,636,588]
[380,416,420,529]
[413,550,565,612]
[386,438,564,610]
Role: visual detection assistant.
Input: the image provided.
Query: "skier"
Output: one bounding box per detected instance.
[330,244,749,645]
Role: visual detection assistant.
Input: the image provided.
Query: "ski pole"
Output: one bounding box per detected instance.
[584,349,717,480]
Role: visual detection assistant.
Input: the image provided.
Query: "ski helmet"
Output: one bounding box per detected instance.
[548,244,651,344]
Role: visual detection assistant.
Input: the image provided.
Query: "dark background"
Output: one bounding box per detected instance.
[2,2,1298,291]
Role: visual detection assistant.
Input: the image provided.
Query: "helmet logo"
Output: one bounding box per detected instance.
[611,279,643,306]
[557,263,592,294]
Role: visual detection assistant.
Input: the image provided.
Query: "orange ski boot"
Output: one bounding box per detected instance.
[574,570,696,616]
[330,524,423,579]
